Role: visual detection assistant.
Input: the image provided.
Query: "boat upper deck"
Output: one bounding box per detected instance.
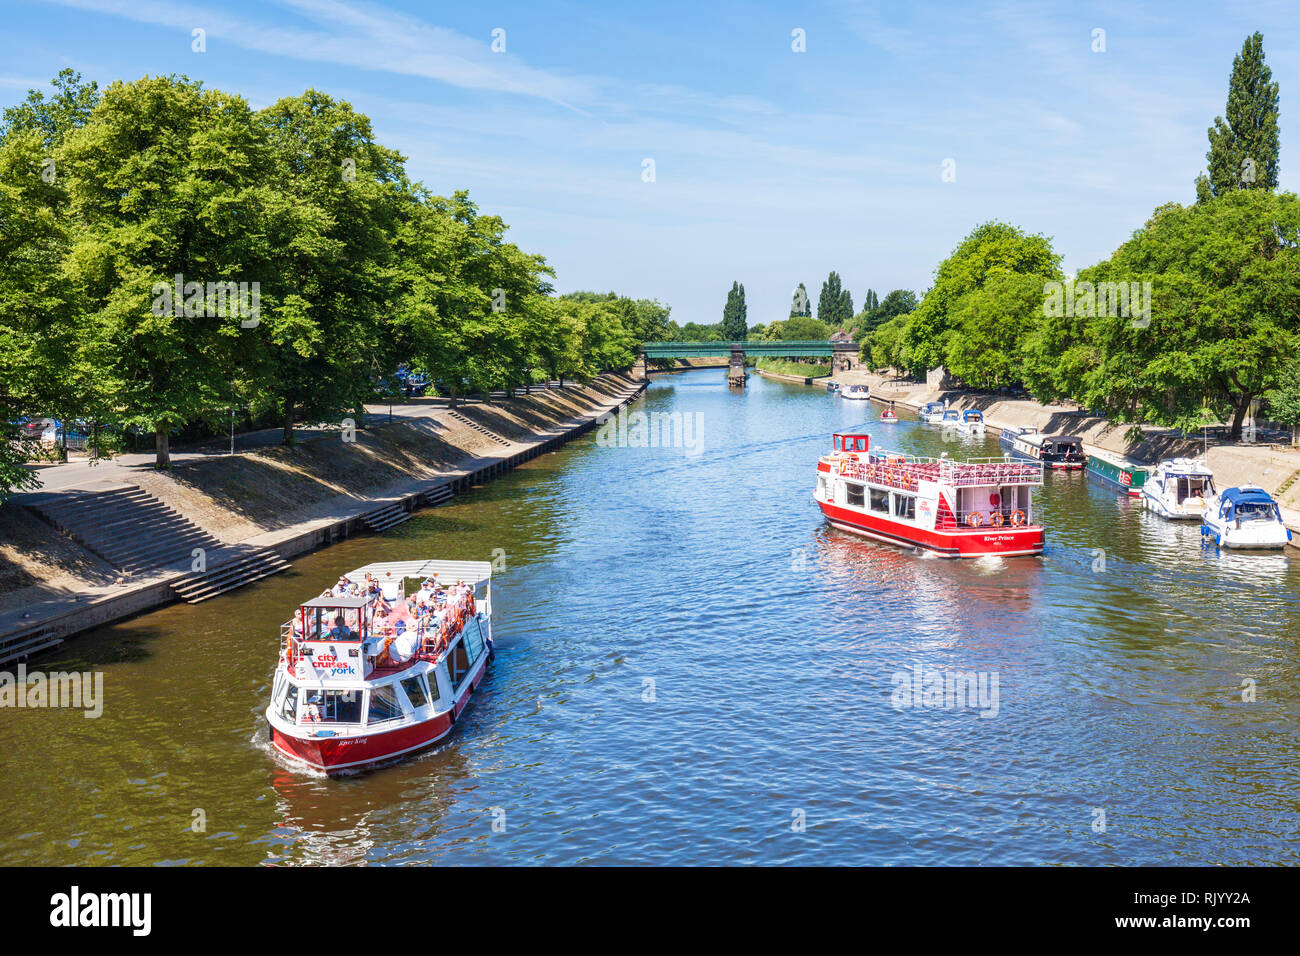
[833,452,1043,492]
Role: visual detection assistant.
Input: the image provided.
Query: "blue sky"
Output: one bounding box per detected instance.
[3,0,1298,325]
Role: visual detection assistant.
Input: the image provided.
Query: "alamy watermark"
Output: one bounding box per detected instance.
[151,273,261,328]
[1,664,103,717]
[891,663,999,718]
[1043,278,1151,328]
[595,407,704,456]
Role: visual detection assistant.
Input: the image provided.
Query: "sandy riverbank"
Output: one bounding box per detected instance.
[0,375,644,653]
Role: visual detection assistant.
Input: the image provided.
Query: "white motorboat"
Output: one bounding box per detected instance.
[1201,485,1291,549]
[1142,458,1215,520]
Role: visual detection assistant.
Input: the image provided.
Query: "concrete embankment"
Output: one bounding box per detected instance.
[839,370,1300,545]
[0,374,645,662]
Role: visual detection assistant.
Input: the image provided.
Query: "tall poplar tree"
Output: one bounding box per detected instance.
[1195,32,1280,201]
[818,271,844,325]
[721,281,747,340]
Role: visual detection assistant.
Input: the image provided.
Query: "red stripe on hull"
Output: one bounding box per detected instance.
[818,500,1044,557]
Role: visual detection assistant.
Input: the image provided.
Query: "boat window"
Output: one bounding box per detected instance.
[448,643,472,689]
[869,488,890,513]
[893,494,916,520]
[426,668,442,703]
[367,684,405,724]
[280,682,300,722]
[846,482,865,508]
[303,689,363,724]
[400,675,429,710]
[464,620,484,663]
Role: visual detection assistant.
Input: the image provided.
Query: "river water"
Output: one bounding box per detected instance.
[4,369,1300,865]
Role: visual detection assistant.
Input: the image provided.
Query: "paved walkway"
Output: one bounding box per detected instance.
[18,392,541,497]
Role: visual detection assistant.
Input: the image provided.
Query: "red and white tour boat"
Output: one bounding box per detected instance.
[266,559,494,774]
[814,432,1045,557]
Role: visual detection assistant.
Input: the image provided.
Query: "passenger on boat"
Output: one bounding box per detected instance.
[328,614,354,640]
[380,572,402,602]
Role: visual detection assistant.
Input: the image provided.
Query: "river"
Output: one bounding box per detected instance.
[4,368,1299,865]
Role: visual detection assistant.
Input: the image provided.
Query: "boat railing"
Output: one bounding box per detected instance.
[841,454,1043,490]
[944,507,1040,530]
[278,589,478,671]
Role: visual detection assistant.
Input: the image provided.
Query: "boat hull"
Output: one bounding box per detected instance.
[270,655,490,774]
[1142,492,1203,520]
[1087,456,1147,496]
[1201,520,1290,549]
[818,499,1044,558]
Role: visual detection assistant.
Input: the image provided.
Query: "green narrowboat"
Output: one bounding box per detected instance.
[1086,449,1149,497]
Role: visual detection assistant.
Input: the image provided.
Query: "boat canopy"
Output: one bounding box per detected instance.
[963,410,983,421]
[1219,486,1280,519]
[345,560,493,587]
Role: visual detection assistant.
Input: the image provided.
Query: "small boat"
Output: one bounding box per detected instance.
[841,384,871,401]
[959,409,986,436]
[919,402,947,424]
[880,407,899,423]
[826,382,841,395]
[1142,458,1215,521]
[1201,485,1291,549]
[1086,449,1150,497]
[939,408,963,431]
[1001,429,1085,470]
[267,559,495,774]
[813,432,1045,558]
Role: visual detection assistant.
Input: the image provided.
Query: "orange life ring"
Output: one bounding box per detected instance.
[967,512,983,528]
[1011,510,1025,527]
[990,512,1004,527]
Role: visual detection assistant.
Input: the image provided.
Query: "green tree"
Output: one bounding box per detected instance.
[1195,32,1280,201]
[1037,192,1300,440]
[903,222,1060,380]
[253,89,407,443]
[721,281,748,340]
[818,271,852,326]
[60,75,269,467]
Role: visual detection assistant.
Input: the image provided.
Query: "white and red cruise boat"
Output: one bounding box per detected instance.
[814,432,1045,557]
[266,559,494,774]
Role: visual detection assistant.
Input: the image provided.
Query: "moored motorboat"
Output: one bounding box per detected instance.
[919,402,947,424]
[1086,449,1150,497]
[959,409,986,436]
[1001,429,1085,470]
[813,432,1045,557]
[266,559,494,774]
[1201,485,1291,549]
[1142,458,1215,520]
[841,384,871,400]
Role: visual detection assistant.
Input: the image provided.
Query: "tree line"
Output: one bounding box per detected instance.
[0,71,672,497]
[864,32,1298,441]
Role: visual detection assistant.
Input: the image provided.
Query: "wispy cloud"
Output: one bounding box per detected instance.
[41,0,602,110]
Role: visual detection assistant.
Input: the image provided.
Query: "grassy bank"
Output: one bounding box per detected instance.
[755,358,832,377]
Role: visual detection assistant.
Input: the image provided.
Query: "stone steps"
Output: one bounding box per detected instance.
[447,410,512,446]
[170,548,292,604]
[0,620,64,667]
[361,502,412,533]
[29,485,224,575]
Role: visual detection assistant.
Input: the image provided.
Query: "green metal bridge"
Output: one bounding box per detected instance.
[640,340,842,359]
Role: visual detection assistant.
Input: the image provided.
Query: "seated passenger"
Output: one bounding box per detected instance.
[328,614,355,640]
